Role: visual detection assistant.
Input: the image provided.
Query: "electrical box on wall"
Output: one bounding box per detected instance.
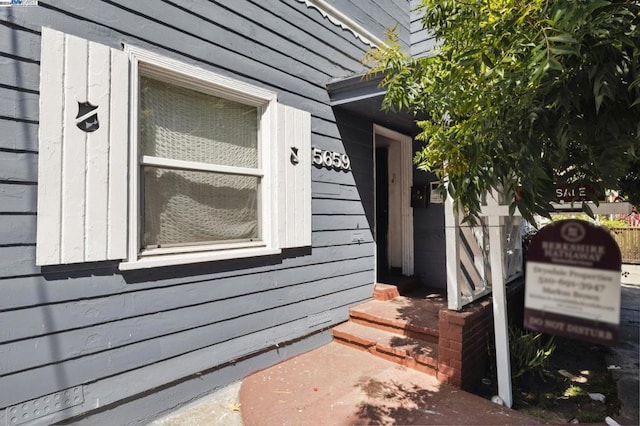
[430,181,444,204]
[411,186,429,208]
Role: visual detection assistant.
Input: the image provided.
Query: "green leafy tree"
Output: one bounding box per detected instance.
[366,0,640,224]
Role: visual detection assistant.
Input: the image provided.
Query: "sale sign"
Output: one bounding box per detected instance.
[524,219,622,345]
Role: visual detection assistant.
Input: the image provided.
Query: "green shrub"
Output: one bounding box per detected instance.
[550,214,629,228]
[599,219,630,228]
[509,326,556,383]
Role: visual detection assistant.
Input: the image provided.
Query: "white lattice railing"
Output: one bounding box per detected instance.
[445,190,523,311]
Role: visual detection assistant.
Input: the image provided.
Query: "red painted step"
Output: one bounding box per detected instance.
[373,277,422,300]
[373,283,400,301]
[333,321,439,376]
[348,296,442,344]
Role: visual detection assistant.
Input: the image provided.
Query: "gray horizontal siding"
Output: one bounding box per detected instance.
[0,215,36,245]
[189,0,365,74]
[0,268,374,344]
[314,132,374,159]
[313,167,357,185]
[0,244,375,311]
[0,275,373,403]
[0,120,39,151]
[0,151,38,182]
[312,133,348,151]
[0,57,40,92]
[411,38,438,57]
[0,88,39,123]
[312,181,360,201]
[314,229,374,246]
[313,198,367,215]
[0,246,38,278]
[320,0,410,48]
[0,21,40,61]
[311,117,343,140]
[0,0,391,422]
[410,0,436,57]
[0,183,37,213]
[0,5,341,127]
[105,0,339,83]
[411,24,432,44]
[40,1,328,102]
[313,214,370,231]
[1,286,370,410]
[259,0,370,60]
[1,258,374,376]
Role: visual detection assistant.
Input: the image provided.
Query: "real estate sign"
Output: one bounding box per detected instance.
[524,219,621,345]
[553,183,605,203]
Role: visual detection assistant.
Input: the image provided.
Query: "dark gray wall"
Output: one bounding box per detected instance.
[409,0,445,286]
[0,1,412,424]
[332,108,376,231]
[412,142,447,289]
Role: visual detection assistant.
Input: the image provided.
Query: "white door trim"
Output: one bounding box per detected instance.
[373,124,414,276]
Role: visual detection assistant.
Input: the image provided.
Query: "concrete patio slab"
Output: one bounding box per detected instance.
[240,341,540,425]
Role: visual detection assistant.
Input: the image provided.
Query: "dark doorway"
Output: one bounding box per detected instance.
[375,147,389,276]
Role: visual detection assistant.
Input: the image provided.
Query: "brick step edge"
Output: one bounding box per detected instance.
[373,279,422,300]
[332,321,438,376]
[373,283,400,301]
[348,308,439,344]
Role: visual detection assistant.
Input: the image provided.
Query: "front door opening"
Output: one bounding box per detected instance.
[375,146,390,275]
[374,125,414,280]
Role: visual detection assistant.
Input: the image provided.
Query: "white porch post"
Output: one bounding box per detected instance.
[486,191,513,408]
[444,181,462,310]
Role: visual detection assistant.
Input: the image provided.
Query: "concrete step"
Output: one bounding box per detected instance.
[348,296,441,344]
[333,321,438,376]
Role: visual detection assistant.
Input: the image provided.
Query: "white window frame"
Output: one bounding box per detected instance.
[120,46,280,270]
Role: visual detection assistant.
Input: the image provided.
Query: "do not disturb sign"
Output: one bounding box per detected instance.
[524,219,622,345]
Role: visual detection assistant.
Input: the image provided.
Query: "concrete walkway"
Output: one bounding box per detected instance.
[149,382,243,426]
[621,264,640,286]
[606,282,640,426]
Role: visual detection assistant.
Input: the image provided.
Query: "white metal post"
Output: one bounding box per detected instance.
[487,191,513,407]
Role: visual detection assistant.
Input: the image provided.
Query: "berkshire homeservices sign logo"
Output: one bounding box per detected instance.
[524,219,622,345]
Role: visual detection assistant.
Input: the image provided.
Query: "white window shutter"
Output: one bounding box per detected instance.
[36,28,129,266]
[277,103,311,248]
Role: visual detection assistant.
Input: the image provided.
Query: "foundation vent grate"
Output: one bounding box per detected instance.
[307,311,332,328]
[6,386,84,425]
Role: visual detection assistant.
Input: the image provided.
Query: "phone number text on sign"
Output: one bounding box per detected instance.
[312,147,350,171]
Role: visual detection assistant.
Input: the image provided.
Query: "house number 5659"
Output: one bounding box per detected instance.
[312,147,351,171]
